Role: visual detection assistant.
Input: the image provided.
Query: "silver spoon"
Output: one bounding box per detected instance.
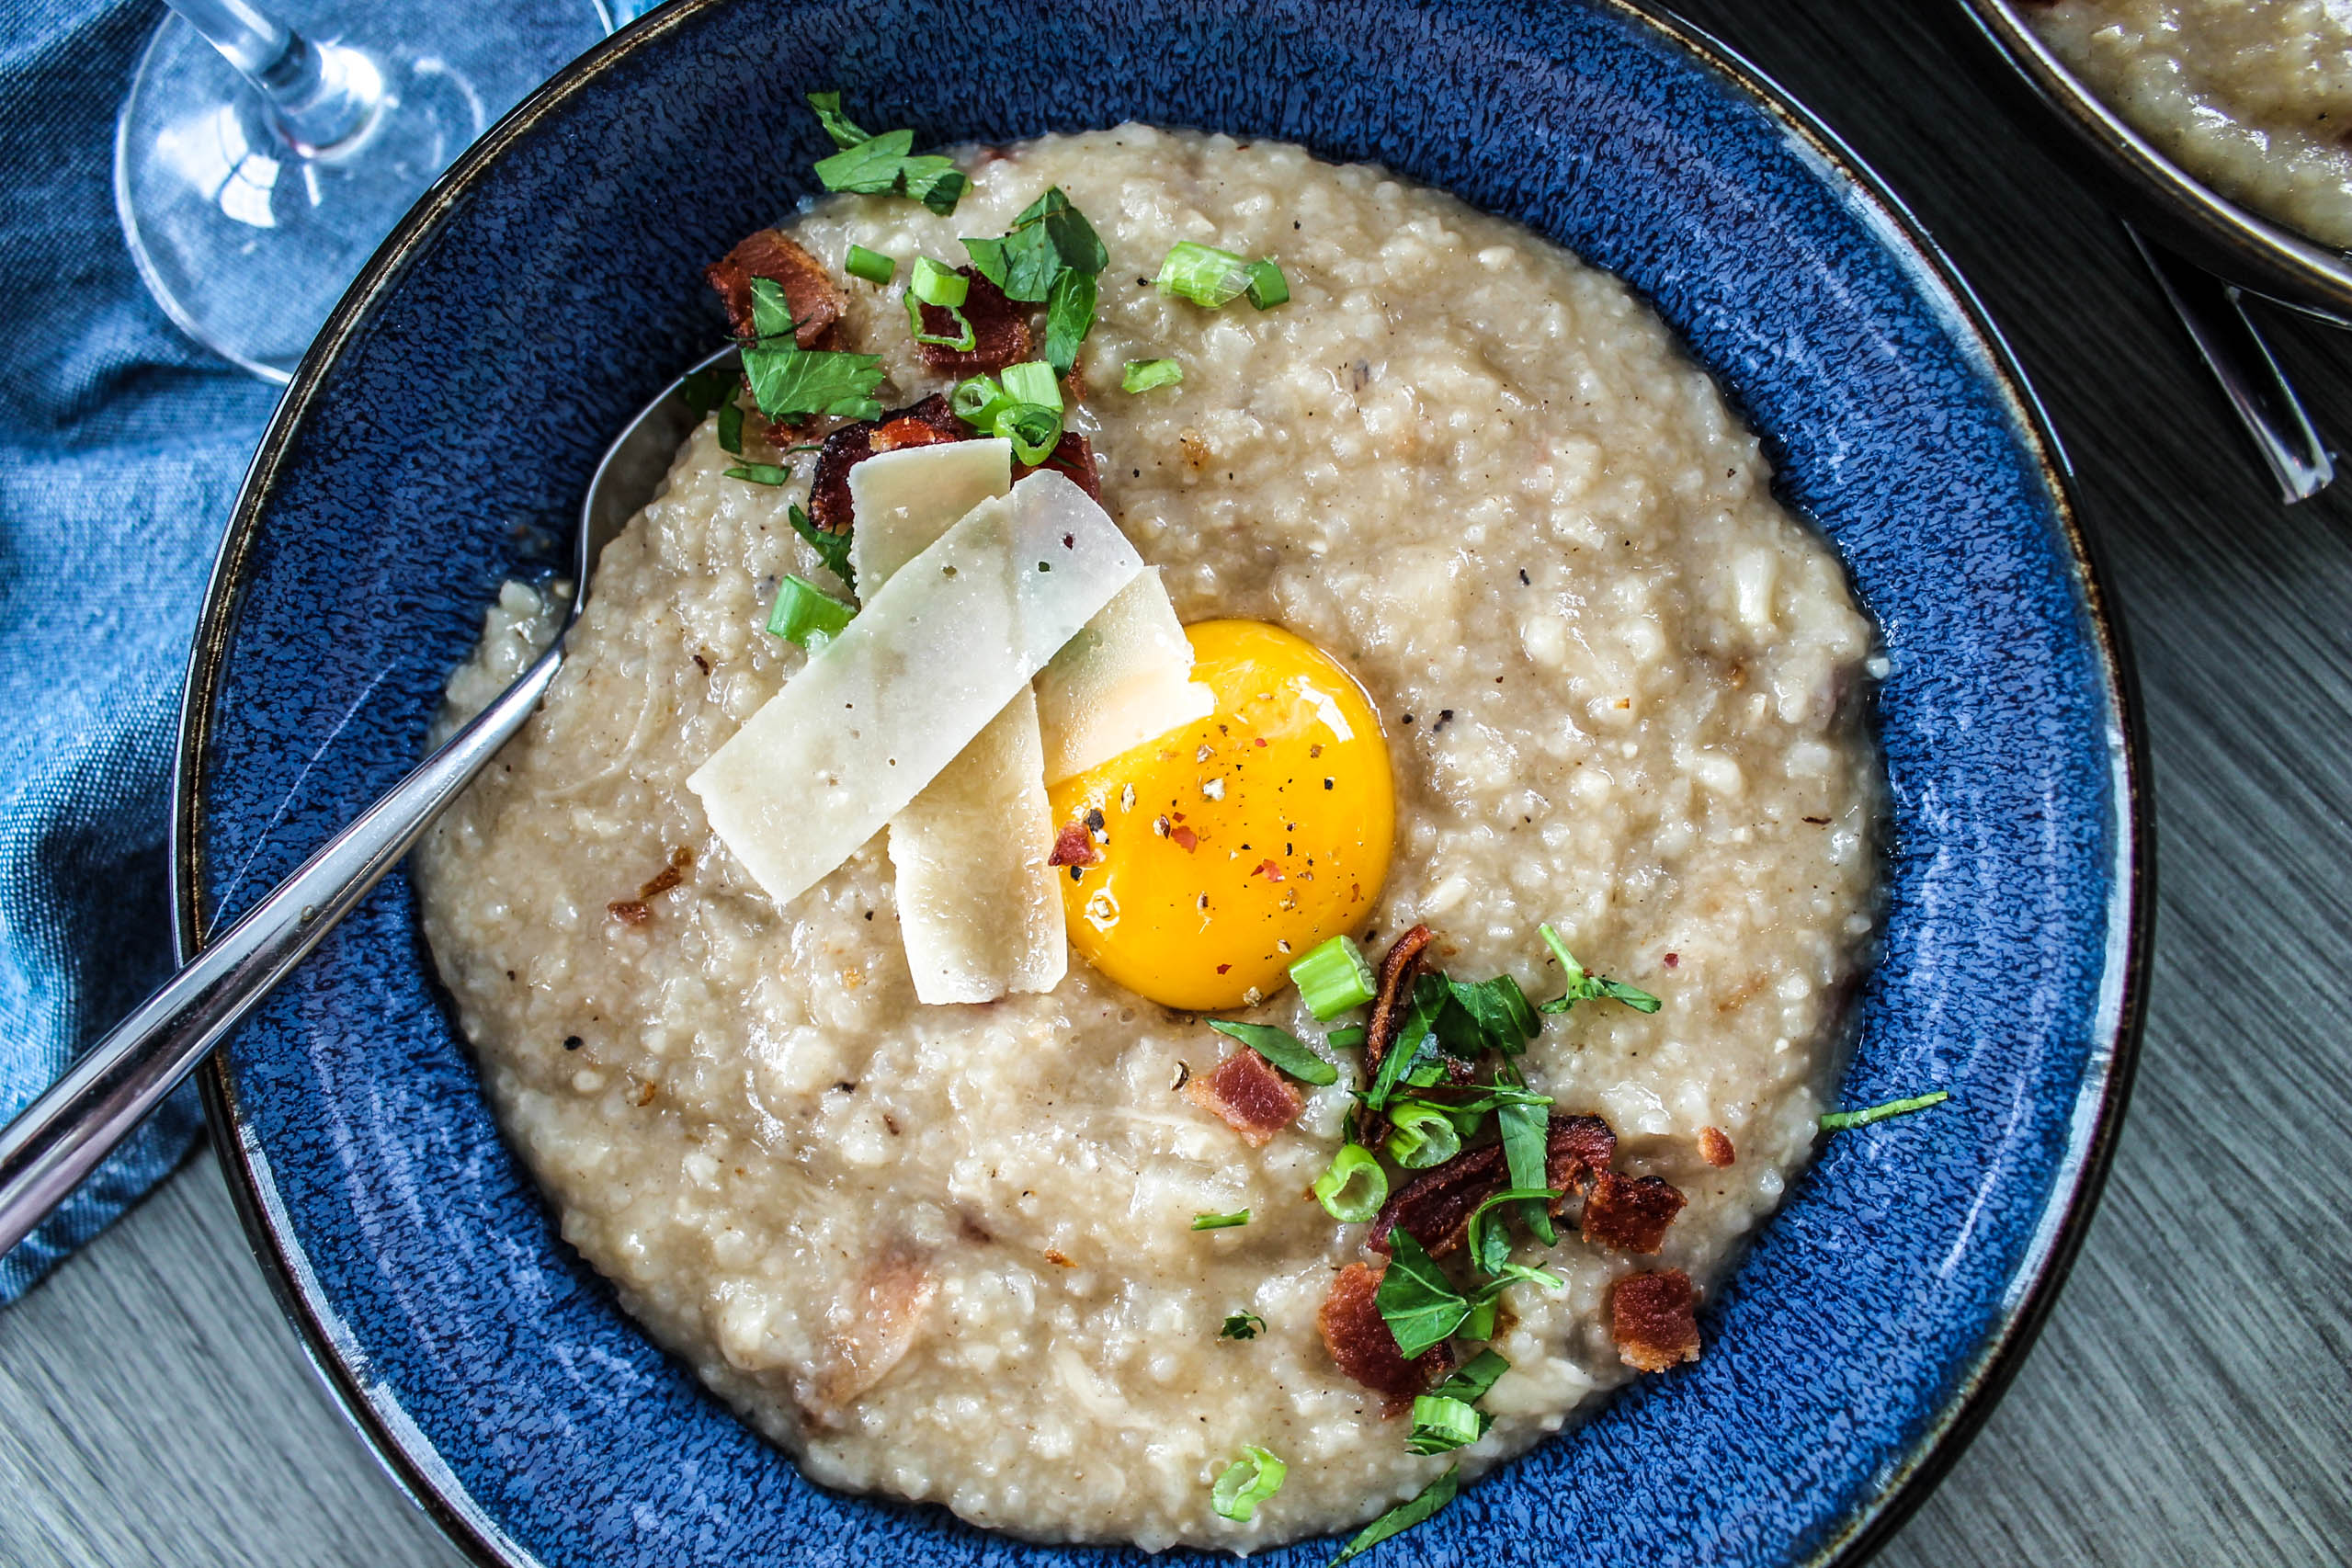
[0,344,741,1259]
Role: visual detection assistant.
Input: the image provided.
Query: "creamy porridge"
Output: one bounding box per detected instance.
[415,124,1881,1552]
[2026,0,2352,248]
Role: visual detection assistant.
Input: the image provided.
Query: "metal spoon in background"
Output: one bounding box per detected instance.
[2130,228,2335,505]
[0,344,742,1259]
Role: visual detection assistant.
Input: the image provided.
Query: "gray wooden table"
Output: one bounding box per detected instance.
[4,3,2347,1564]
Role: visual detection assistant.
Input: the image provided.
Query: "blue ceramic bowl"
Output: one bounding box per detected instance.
[173,2,2148,1565]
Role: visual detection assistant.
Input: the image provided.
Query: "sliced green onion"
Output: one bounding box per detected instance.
[994,403,1062,465]
[1385,1102,1463,1170]
[907,256,969,307]
[999,358,1062,412]
[724,463,790,486]
[1821,1089,1950,1131]
[1459,1295,1499,1344]
[1312,1143,1389,1224]
[1208,1019,1337,1086]
[1192,1209,1251,1231]
[1122,358,1183,393]
[903,290,976,352]
[1330,1466,1460,1566]
[1404,1395,1487,1455]
[950,375,1007,427]
[767,574,855,649]
[1220,1310,1264,1340]
[1289,934,1376,1019]
[1155,240,1254,307]
[843,244,895,285]
[1210,1445,1286,1522]
[715,399,744,455]
[1244,258,1290,310]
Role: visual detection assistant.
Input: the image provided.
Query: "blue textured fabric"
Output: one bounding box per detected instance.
[0,0,278,1302]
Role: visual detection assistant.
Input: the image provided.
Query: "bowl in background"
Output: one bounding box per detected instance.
[172,2,2148,1564]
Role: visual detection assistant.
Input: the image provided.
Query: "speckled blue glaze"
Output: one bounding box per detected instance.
[172,3,2145,1566]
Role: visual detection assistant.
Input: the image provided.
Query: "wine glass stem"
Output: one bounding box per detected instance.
[164,0,381,152]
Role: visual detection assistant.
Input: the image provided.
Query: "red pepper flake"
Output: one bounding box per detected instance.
[1048,822,1100,868]
[1611,1269,1700,1372]
[1664,951,1680,968]
[1170,825,1199,852]
[1253,858,1285,881]
[1216,962,1232,974]
[1699,1127,1735,1167]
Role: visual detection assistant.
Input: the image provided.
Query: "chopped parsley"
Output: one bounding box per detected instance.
[1372,1229,1468,1358]
[678,365,738,416]
[1192,1209,1251,1231]
[787,502,855,595]
[715,399,744,454]
[739,278,884,424]
[1537,923,1662,1014]
[1220,1310,1265,1341]
[723,462,789,486]
[964,186,1108,302]
[1461,1186,1562,1275]
[1326,1024,1368,1051]
[1328,1466,1459,1565]
[1207,1019,1338,1085]
[1821,1089,1950,1131]
[1433,1347,1511,1403]
[1210,1445,1287,1522]
[804,91,968,215]
[1043,269,1097,374]
[1122,358,1183,393]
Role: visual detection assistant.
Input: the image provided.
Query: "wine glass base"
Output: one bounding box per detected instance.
[115,0,610,383]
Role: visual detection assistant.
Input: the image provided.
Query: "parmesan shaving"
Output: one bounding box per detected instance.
[1035,566,1214,782]
[687,472,1143,910]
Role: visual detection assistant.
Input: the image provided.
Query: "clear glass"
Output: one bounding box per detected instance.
[114,0,612,382]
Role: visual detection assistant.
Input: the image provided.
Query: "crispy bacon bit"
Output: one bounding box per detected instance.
[637,846,694,901]
[1185,1050,1303,1146]
[1581,1171,1687,1255]
[1048,822,1100,868]
[1253,858,1286,881]
[1357,924,1437,1144]
[806,393,967,533]
[1545,1114,1617,1211]
[608,899,651,926]
[917,269,1031,372]
[869,415,961,454]
[1369,1142,1506,1258]
[1699,1126,1735,1167]
[705,230,846,347]
[1016,430,1103,501]
[1611,1269,1700,1372]
[1170,824,1199,852]
[1319,1261,1451,1412]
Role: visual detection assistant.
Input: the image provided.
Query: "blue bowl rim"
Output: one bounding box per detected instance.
[169,1,2154,1563]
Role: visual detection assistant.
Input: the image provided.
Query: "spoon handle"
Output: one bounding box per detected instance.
[2130,228,2335,505]
[0,642,563,1261]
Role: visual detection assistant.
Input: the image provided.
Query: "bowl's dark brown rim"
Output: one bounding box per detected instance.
[168,1,2152,1564]
[1959,0,2352,323]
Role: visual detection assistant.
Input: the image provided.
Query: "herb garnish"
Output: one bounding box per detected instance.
[1537,924,1661,1014]
[1404,1350,1511,1455]
[724,462,789,486]
[678,365,738,416]
[1207,1019,1338,1085]
[1210,1445,1287,1522]
[1461,1187,1562,1275]
[715,399,745,455]
[1122,358,1183,393]
[804,92,968,215]
[1192,1209,1252,1231]
[739,278,884,424]
[1326,1024,1368,1051]
[1328,1466,1459,1566]
[1821,1089,1949,1131]
[960,187,1108,371]
[1220,1310,1265,1340]
[1372,1230,1468,1358]
[787,502,855,595]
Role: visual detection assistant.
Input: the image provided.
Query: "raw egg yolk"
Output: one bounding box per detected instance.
[1048,619,1394,1011]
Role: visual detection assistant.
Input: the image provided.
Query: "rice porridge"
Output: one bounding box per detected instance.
[415,126,1881,1551]
[2025,0,2352,248]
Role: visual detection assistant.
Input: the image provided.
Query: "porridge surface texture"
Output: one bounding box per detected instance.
[2028,0,2352,248]
[414,128,1880,1551]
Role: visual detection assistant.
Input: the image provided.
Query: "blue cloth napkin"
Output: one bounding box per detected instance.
[0,0,280,1302]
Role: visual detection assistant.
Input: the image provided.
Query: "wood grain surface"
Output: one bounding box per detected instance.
[4,2,2347,1563]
